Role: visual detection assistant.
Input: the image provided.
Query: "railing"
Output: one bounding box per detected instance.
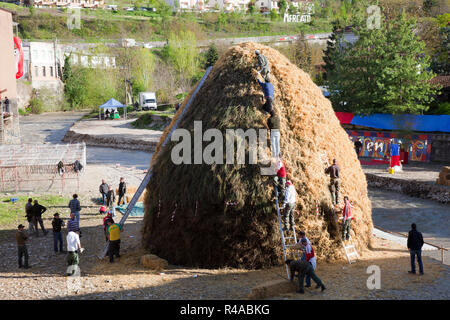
[375,225,448,264]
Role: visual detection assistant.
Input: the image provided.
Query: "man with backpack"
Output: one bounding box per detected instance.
[99,180,109,204]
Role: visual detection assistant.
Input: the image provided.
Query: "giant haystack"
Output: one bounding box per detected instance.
[142,42,373,269]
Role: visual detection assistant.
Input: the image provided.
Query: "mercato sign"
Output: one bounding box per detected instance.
[283,13,311,23]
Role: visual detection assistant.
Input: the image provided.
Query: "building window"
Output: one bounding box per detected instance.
[35,66,39,77]
[50,66,53,77]
[42,66,46,77]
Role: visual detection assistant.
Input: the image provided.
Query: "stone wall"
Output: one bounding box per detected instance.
[366,173,450,204]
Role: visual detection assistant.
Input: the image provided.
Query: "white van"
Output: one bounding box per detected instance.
[139,92,157,110]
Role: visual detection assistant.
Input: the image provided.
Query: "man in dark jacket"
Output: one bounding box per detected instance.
[32,200,48,236]
[25,198,35,234]
[117,177,127,206]
[16,224,30,269]
[106,186,116,217]
[99,180,109,204]
[325,159,340,205]
[285,259,325,294]
[52,213,65,253]
[257,76,274,114]
[407,223,424,275]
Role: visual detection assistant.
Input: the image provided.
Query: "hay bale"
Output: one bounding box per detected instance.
[142,42,373,269]
[436,166,450,187]
[124,186,146,203]
[248,279,297,299]
[141,254,168,270]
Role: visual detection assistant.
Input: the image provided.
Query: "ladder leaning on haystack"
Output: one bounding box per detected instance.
[274,186,302,278]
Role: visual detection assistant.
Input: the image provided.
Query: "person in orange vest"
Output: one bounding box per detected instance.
[339,196,355,241]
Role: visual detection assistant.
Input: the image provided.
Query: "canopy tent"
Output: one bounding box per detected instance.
[99,98,127,119]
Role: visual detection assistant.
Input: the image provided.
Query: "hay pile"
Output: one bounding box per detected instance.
[142,42,373,269]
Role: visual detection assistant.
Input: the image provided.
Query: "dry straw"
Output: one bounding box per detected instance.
[142,42,373,269]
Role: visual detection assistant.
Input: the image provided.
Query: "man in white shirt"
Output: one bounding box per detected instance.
[282,180,297,232]
[66,231,84,276]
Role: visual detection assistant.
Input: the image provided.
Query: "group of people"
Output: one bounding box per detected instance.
[17,195,82,270]
[99,177,127,218]
[99,178,127,263]
[16,189,125,272]
[104,108,118,120]
[252,51,359,294]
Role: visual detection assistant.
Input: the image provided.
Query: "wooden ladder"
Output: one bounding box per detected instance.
[342,240,359,264]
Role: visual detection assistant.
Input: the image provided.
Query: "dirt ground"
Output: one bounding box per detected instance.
[64,118,162,152]
[0,209,448,300]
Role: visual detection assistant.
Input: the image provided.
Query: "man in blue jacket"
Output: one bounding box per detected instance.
[407,223,424,275]
[257,76,274,114]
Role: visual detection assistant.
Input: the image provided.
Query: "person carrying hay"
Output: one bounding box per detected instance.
[255,50,270,81]
[282,180,297,232]
[339,196,354,242]
[285,259,326,294]
[325,159,340,205]
[256,75,274,114]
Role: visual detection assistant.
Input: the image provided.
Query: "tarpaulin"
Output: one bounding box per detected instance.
[336,113,450,133]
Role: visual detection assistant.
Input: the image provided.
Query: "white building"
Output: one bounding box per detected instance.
[165,0,313,13]
[32,0,105,8]
[29,41,63,90]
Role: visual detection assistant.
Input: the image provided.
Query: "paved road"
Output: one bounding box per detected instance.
[19,112,153,170]
[370,187,450,264]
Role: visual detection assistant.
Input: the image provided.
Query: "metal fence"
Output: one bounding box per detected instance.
[0,143,86,193]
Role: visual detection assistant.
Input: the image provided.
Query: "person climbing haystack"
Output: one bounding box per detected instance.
[282,180,297,233]
[255,50,270,81]
[256,74,274,114]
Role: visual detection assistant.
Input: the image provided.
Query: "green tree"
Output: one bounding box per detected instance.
[203,43,219,68]
[63,55,88,108]
[166,31,200,80]
[431,26,450,75]
[278,0,287,15]
[248,1,256,15]
[323,21,344,81]
[270,9,279,21]
[327,13,438,115]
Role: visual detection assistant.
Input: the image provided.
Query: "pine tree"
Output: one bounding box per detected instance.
[323,21,344,81]
[326,13,438,115]
[204,43,219,68]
